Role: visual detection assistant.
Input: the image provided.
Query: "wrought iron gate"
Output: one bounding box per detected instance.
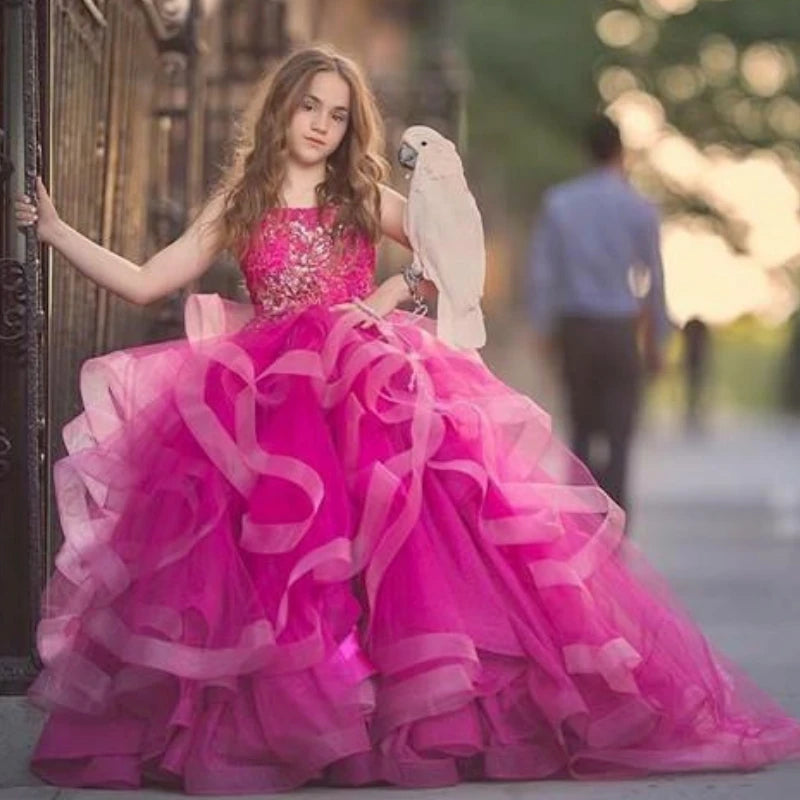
[0,0,208,694]
[0,0,46,693]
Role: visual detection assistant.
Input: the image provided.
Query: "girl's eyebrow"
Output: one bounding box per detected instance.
[305,93,350,114]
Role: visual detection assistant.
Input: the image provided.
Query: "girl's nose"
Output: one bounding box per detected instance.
[312,112,328,133]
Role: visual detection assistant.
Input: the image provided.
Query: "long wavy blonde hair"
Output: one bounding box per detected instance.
[215,45,389,256]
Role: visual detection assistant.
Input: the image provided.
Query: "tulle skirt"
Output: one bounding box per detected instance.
[28,295,800,794]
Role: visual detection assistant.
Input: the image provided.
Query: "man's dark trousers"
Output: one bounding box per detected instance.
[558,315,641,512]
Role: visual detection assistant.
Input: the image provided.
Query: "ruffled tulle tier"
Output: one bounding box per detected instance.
[29,295,800,794]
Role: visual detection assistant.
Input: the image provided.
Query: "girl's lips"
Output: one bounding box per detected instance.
[305,136,326,147]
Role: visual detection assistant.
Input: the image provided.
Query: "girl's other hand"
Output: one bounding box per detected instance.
[333,274,409,327]
[14,176,61,244]
[332,298,386,331]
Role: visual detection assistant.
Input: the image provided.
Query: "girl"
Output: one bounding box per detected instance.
[15,44,800,795]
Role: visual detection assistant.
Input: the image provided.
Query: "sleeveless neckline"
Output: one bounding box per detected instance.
[273,205,328,213]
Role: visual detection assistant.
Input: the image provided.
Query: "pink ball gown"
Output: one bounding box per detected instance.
[29,205,800,794]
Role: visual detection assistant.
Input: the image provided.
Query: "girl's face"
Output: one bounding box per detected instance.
[286,70,351,167]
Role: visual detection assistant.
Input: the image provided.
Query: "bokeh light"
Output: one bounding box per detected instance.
[607,90,666,149]
[643,0,698,16]
[596,9,643,49]
[647,132,706,190]
[658,65,705,102]
[741,43,792,97]
[598,66,640,102]
[766,96,800,139]
[662,224,785,326]
[699,35,738,85]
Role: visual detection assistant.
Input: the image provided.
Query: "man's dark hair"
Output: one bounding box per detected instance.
[585,115,622,163]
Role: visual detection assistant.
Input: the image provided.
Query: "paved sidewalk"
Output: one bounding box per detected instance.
[632,413,800,513]
[3,415,799,800]
[2,761,800,799]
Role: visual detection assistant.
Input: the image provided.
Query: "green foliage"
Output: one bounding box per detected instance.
[648,316,791,412]
[459,0,800,206]
[459,0,605,204]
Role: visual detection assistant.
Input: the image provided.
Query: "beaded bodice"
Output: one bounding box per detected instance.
[240,206,376,321]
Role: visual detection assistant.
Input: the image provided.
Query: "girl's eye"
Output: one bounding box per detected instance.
[333,114,346,123]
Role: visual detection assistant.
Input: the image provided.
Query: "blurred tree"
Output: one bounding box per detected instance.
[460,0,604,206]
[460,0,800,408]
[460,0,800,206]
[783,310,800,413]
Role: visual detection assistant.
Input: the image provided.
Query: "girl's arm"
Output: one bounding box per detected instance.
[16,178,224,306]
[379,184,411,249]
[347,184,410,317]
[355,184,441,318]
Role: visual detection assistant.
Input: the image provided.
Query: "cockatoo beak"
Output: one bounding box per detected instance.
[398,141,418,171]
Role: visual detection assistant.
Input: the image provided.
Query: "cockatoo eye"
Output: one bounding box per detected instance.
[421,141,428,146]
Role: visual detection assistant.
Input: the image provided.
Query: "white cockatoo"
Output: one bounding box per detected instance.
[398,125,487,350]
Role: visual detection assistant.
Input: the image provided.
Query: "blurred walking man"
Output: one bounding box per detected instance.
[527,115,669,513]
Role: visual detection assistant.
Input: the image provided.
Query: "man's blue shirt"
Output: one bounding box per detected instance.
[527,167,670,341]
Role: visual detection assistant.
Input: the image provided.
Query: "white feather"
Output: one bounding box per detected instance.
[400,126,487,349]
